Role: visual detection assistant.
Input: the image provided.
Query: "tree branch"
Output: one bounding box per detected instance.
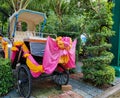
[11,0,16,12]
[23,0,32,9]
[20,0,24,9]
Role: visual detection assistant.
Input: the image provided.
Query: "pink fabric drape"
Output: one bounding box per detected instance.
[28,55,42,77]
[43,36,77,74]
[11,51,17,62]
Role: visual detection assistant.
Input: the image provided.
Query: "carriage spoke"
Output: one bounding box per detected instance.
[52,65,69,85]
[17,65,31,98]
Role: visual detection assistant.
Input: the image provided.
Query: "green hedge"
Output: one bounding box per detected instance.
[82,65,115,85]
[0,58,14,96]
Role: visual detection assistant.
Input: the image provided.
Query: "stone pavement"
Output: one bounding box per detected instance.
[111,77,120,86]
[1,73,104,98]
[1,61,120,98]
[69,78,103,98]
[2,74,120,98]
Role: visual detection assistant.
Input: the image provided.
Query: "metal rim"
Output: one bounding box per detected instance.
[17,65,31,98]
[52,64,69,85]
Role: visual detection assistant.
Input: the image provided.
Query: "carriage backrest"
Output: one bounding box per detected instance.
[9,9,47,39]
[14,31,34,42]
[30,42,46,57]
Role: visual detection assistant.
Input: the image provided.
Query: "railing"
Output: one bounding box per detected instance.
[14,31,57,42]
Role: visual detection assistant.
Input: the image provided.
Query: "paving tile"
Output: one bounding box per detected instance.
[111,77,120,86]
[69,78,103,98]
[65,91,83,98]
[30,96,36,98]
[3,96,10,98]
[2,62,120,98]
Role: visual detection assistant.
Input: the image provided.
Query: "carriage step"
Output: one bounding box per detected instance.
[62,85,72,91]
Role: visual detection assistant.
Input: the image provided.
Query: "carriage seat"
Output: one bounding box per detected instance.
[29,37,47,57]
[14,31,35,42]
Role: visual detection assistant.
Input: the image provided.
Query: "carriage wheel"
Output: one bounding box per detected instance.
[17,65,31,98]
[52,64,69,85]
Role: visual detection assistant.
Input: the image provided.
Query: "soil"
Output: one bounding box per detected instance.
[97,84,113,91]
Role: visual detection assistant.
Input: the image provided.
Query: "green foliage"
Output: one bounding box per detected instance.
[69,68,77,74]
[86,44,112,55]
[57,31,79,39]
[81,1,115,85]
[43,11,83,37]
[0,0,13,36]
[83,52,114,66]
[0,58,14,96]
[82,65,115,85]
[61,15,83,32]
[43,10,61,34]
[40,1,83,61]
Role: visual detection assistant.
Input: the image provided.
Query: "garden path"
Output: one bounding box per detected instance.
[2,61,120,98]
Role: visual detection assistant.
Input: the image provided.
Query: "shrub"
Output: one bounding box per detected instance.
[0,58,14,96]
[82,65,115,85]
[81,1,115,85]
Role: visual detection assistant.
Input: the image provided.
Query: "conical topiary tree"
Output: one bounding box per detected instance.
[81,0,115,85]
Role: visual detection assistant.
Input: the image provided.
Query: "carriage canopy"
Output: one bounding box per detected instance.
[9,9,47,37]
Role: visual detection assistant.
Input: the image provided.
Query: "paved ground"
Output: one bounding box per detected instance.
[1,62,120,98]
[1,78,103,98]
[106,77,120,98]
[69,79,103,98]
[2,73,120,98]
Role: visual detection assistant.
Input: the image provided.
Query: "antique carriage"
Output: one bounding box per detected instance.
[0,9,77,98]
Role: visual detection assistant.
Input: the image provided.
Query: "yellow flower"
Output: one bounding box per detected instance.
[23,53,30,58]
[0,36,2,40]
[13,41,23,46]
[22,44,29,53]
[11,47,19,51]
[56,36,72,50]
[59,55,69,64]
